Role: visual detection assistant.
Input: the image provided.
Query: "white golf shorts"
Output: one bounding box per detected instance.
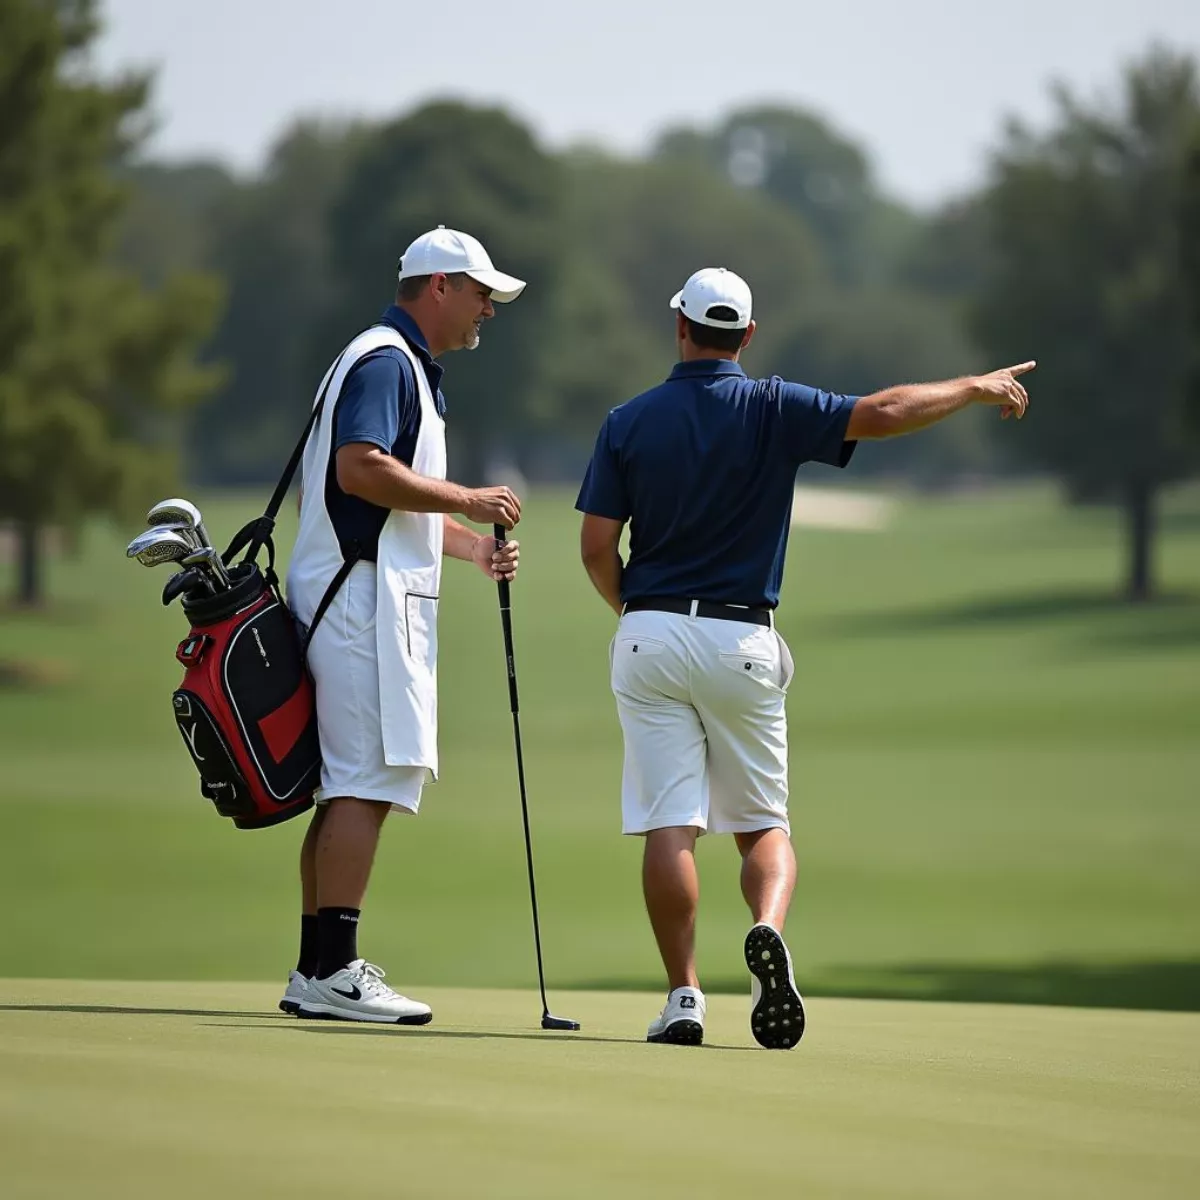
[610,606,795,836]
[305,562,427,813]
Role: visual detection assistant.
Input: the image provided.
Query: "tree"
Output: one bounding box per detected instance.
[192,119,368,484]
[524,148,824,437]
[655,105,921,287]
[0,0,223,604]
[1181,121,1200,439]
[115,158,237,287]
[323,101,564,480]
[566,151,827,369]
[972,47,1200,601]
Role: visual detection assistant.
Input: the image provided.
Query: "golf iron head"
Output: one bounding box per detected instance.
[127,527,197,568]
[181,546,231,589]
[146,497,212,550]
[152,520,204,553]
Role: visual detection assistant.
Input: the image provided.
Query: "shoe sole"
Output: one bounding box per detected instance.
[278,999,301,1016]
[744,925,806,1050]
[296,1002,433,1026]
[646,1019,704,1046]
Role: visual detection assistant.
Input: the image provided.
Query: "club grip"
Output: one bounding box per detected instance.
[493,523,511,607]
[493,523,518,713]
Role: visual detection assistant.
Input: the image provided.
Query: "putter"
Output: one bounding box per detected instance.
[493,523,580,1033]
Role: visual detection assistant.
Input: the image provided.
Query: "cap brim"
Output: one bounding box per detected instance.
[466,268,526,303]
[669,290,683,310]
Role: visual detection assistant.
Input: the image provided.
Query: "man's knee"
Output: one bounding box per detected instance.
[644,825,700,853]
[734,826,791,858]
[322,796,392,828]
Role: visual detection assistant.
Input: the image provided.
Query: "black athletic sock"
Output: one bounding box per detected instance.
[315,907,360,979]
[295,914,319,978]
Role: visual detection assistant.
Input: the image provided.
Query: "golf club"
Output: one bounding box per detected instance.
[182,546,232,589]
[162,566,210,605]
[153,520,205,554]
[493,523,580,1033]
[146,498,213,551]
[127,527,199,569]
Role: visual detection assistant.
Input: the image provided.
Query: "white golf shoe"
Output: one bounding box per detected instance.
[744,923,806,1049]
[298,959,432,1025]
[646,986,706,1045]
[278,970,310,1015]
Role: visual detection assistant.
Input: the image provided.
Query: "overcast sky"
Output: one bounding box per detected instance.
[91,0,1200,207]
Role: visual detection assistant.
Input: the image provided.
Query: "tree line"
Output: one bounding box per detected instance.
[2,1,1199,602]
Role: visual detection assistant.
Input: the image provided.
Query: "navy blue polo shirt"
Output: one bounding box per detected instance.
[325,305,446,560]
[575,359,858,607]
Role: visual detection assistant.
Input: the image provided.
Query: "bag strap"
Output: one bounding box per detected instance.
[299,541,362,658]
[223,343,357,571]
[222,329,385,648]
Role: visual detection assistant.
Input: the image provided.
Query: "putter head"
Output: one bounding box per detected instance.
[541,1014,580,1031]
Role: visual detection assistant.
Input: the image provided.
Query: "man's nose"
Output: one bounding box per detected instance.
[482,298,495,319]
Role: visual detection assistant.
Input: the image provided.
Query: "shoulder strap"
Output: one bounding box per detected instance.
[299,542,363,658]
[223,344,356,570]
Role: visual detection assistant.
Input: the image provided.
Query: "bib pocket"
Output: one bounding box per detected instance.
[404,591,440,664]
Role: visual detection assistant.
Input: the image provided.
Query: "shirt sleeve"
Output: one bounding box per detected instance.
[334,352,417,455]
[575,416,629,521]
[777,379,860,468]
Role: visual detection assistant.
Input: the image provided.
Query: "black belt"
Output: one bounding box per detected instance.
[623,597,772,627]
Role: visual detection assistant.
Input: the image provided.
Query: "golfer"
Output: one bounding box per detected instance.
[282,227,526,1023]
[576,267,1033,1048]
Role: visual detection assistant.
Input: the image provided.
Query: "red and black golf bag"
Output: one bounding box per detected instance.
[169,364,358,829]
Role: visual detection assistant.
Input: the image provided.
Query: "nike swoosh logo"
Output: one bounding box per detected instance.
[331,984,362,1001]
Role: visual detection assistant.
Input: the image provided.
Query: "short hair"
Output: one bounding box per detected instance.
[397,271,469,302]
[684,312,746,353]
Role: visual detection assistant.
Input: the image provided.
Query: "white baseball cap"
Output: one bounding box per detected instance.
[397,226,526,302]
[669,267,753,329]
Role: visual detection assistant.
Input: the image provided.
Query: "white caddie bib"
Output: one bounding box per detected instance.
[286,324,448,778]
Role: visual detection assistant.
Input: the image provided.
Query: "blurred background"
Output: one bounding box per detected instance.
[0,0,1197,1010]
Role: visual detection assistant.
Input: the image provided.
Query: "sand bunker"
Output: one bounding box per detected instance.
[790,487,896,531]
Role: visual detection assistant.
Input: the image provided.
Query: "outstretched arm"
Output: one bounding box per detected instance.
[580,513,625,615]
[846,361,1035,440]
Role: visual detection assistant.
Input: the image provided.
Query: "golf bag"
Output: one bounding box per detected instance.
[169,362,357,829]
[172,564,319,828]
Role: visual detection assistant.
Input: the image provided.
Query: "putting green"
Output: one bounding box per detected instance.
[1,980,1196,1198]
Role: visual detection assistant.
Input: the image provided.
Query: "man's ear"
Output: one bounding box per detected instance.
[676,312,689,343]
[740,320,756,351]
[428,272,448,302]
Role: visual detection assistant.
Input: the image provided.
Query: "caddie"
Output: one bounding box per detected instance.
[576,266,1033,1048]
[281,226,526,1024]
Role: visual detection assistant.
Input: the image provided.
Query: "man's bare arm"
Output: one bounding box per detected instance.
[580,513,625,615]
[847,361,1035,440]
[443,515,483,561]
[336,444,521,527]
[444,514,519,581]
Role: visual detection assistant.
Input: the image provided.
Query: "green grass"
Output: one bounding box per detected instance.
[1,485,1198,1007]
[2,980,1197,1199]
